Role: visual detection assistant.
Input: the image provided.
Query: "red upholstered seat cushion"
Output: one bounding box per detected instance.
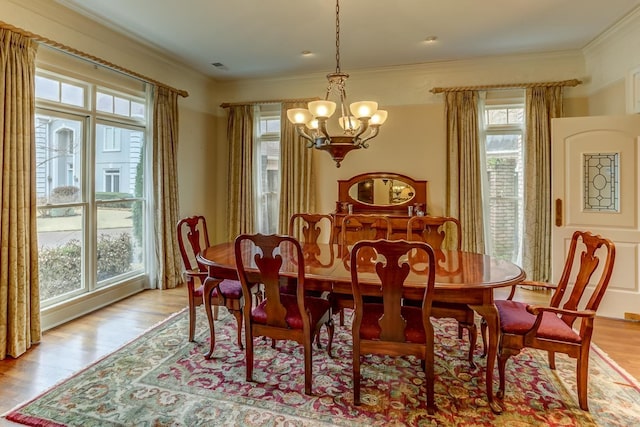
[251,294,331,329]
[496,300,582,344]
[193,279,242,299]
[359,303,426,343]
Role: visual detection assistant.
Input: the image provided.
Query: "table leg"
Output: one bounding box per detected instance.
[470,303,503,414]
[203,277,220,359]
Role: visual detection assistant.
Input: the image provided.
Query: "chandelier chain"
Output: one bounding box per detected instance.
[335,0,341,73]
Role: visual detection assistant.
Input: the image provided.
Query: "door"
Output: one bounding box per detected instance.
[552,115,640,319]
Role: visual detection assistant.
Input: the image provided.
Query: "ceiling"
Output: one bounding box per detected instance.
[57,0,640,81]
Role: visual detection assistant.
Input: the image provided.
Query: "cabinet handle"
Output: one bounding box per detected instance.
[555,199,563,227]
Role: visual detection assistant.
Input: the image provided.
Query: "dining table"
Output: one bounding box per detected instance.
[197,241,525,413]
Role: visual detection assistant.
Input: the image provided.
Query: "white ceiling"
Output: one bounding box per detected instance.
[57,0,640,80]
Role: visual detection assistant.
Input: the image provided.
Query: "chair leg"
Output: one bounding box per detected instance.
[353,348,361,405]
[245,328,254,383]
[213,305,219,320]
[480,318,488,357]
[425,341,436,415]
[304,334,313,395]
[231,309,244,350]
[326,319,335,358]
[188,301,197,342]
[548,350,556,370]
[576,348,590,411]
[497,352,509,400]
[465,322,478,368]
[339,308,345,327]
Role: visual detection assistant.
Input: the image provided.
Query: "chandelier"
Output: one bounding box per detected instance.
[286,0,387,168]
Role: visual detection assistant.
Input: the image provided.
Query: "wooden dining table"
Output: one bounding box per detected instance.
[197,241,525,413]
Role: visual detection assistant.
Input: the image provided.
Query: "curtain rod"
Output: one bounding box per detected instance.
[220,97,320,108]
[430,79,582,94]
[0,21,189,98]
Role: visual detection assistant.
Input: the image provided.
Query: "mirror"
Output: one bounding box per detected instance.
[347,177,416,206]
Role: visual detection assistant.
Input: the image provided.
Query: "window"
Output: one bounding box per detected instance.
[254,105,281,234]
[104,168,121,192]
[101,125,121,151]
[481,93,525,264]
[35,62,149,321]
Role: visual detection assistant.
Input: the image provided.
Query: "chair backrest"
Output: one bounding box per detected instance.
[234,233,306,329]
[176,215,210,272]
[288,213,335,244]
[341,214,391,246]
[406,215,461,250]
[550,230,616,328]
[350,239,436,342]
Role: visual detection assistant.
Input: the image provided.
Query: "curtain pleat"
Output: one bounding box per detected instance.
[277,101,315,234]
[227,105,255,240]
[0,29,41,359]
[522,86,562,281]
[152,86,181,290]
[445,91,485,253]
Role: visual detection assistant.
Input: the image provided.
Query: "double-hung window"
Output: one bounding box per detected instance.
[480,91,525,264]
[35,48,151,328]
[254,105,281,234]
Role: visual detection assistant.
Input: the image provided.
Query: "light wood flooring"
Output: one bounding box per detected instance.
[0,286,639,423]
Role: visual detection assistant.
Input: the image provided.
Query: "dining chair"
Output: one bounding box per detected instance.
[350,239,437,414]
[176,215,244,347]
[287,213,336,348]
[490,230,615,411]
[288,213,335,245]
[234,233,335,395]
[407,215,478,367]
[335,214,392,326]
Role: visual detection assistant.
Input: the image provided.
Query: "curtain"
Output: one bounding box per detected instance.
[445,91,485,253]
[522,86,563,281]
[277,101,316,234]
[152,86,181,290]
[227,105,255,240]
[0,29,41,359]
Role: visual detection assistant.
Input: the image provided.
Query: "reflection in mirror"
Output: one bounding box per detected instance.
[348,178,416,206]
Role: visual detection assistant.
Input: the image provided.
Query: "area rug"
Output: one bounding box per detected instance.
[4,307,640,426]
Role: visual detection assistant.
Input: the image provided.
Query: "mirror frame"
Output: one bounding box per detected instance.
[337,172,427,214]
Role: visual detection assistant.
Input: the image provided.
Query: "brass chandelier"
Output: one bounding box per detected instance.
[286,0,387,167]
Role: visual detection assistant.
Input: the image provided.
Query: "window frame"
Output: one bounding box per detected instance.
[35,63,152,328]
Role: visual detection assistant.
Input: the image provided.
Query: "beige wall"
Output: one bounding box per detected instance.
[213,53,588,226]
[4,0,640,243]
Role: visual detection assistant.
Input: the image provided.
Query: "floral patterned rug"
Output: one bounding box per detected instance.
[4,307,640,426]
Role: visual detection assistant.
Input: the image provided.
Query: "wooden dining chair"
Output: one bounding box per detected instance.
[234,233,334,395]
[407,215,478,367]
[176,215,243,347]
[350,239,437,414]
[288,213,335,245]
[334,214,392,326]
[491,230,615,411]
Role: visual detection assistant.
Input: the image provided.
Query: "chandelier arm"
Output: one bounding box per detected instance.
[353,117,371,142]
[295,125,316,147]
[317,118,331,145]
[358,125,380,148]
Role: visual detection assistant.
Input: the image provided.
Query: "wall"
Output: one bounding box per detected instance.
[213,53,587,229]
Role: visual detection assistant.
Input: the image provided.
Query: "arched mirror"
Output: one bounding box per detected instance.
[347,177,416,206]
[337,172,427,214]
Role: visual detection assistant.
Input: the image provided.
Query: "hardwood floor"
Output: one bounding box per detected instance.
[0,285,638,423]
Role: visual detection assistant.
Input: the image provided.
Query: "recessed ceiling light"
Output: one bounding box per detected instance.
[423,36,438,44]
[301,50,313,56]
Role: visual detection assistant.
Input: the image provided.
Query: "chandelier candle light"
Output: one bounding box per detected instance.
[286,0,387,167]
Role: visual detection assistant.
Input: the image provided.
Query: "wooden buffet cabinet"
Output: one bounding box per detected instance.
[331,172,428,241]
